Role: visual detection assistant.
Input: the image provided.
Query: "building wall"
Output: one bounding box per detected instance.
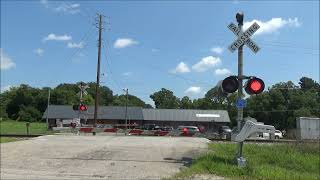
[296,117,320,140]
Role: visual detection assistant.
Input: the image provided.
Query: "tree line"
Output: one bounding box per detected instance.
[0,77,319,130]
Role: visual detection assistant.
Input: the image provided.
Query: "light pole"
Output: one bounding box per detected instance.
[123,88,128,135]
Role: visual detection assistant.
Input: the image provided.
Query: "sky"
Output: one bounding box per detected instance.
[1,0,319,106]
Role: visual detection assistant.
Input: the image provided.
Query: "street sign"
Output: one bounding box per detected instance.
[236,98,247,108]
[228,22,260,53]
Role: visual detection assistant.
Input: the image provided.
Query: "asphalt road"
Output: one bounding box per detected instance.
[1,135,209,180]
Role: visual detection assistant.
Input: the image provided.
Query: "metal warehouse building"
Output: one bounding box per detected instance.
[296,117,320,140]
[43,105,230,130]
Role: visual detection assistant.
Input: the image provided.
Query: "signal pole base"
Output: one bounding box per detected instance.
[236,156,246,167]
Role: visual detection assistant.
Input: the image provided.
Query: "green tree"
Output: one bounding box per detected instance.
[18,105,42,122]
[6,85,35,119]
[86,82,113,105]
[299,77,320,90]
[180,96,193,109]
[113,94,150,108]
[150,88,180,109]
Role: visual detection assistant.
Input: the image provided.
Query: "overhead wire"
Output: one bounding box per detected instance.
[65,25,96,62]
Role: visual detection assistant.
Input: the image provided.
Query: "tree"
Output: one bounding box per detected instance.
[113,94,150,108]
[86,82,113,105]
[192,98,212,110]
[6,85,34,119]
[180,96,193,109]
[299,77,320,90]
[150,88,180,109]
[18,105,42,122]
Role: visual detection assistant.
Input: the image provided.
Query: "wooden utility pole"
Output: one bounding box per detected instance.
[93,14,103,130]
[46,89,50,130]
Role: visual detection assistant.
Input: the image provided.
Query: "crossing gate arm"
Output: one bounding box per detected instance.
[231,120,276,142]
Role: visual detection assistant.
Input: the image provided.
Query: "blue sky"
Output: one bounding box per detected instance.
[1,0,319,105]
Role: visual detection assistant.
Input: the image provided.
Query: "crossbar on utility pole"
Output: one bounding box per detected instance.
[93,14,103,132]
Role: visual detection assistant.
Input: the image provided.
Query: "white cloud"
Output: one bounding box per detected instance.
[114,38,138,49]
[215,68,231,76]
[243,17,301,36]
[211,46,224,55]
[54,3,80,14]
[43,33,72,42]
[67,42,85,49]
[232,0,240,4]
[40,0,48,8]
[172,62,190,73]
[185,86,201,95]
[34,48,44,56]
[122,72,132,76]
[192,56,221,72]
[1,85,12,92]
[0,48,16,70]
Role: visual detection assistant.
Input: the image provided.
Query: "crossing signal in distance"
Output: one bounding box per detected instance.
[72,104,87,111]
[245,77,265,95]
[79,104,87,111]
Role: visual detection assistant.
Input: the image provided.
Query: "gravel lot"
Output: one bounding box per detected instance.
[1,135,209,180]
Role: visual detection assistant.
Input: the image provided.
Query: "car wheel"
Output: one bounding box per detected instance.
[275,136,279,139]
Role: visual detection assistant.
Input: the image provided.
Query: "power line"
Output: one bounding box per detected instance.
[65,26,95,62]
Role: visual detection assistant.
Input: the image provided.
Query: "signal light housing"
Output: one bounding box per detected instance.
[72,105,79,111]
[79,104,87,111]
[221,76,239,94]
[72,104,87,111]
[245,77,265,95]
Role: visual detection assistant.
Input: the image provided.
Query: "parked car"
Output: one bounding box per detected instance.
[142,124,156,130]
[161,126,174,131]
[274,130,283,139]
[177,126,200,135]
[220,126,232,134]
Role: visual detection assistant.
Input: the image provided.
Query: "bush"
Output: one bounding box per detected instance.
[18,105,41,122]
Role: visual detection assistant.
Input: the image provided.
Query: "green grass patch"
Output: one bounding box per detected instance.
[0,120,51,135]
[0,137,22,143]
[173,142,320,180]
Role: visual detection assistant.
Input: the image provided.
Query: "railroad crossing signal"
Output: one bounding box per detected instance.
[219,76,265,95]
[228,22,261,53]
[72,104,87,111]
[245,77,265,95]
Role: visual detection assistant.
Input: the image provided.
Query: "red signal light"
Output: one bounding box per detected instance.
[250,79,262,92]
[79,104,87,111]
[245,77,265,95]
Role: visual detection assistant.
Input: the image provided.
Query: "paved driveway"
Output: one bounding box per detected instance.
[1,135,209,180]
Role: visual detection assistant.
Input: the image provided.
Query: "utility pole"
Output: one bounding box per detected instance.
[46,89,51,130]
[93,14,103,131]
[236,12,245,165]
[124,88,128,135]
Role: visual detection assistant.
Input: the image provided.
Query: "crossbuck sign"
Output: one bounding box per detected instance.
[228,22,261,53]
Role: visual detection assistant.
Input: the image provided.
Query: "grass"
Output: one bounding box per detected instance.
[0,120,51,135]
[172,142,320,180]
[0,137,21,143]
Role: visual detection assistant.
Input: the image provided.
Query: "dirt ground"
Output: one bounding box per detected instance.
[1,135,210,180]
